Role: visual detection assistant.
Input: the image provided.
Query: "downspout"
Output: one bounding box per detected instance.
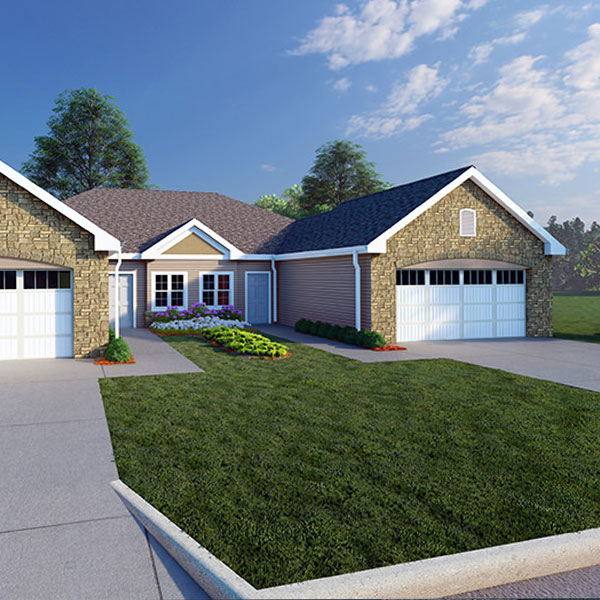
[271,257,277,323]
[353,250,361,331]
[114,244,123,339]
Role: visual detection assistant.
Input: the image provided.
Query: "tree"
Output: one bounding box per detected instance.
[253,185,330,220]
[576,233,600,289]
[23,88,150,199]
[300,140,388,213]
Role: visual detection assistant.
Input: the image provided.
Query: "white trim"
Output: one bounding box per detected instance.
[0,159,121,252]
[244,271,272,325]
[141,219,243,259]
[270,258,277,322]
[198,271,234,308]
[109,270,137,329]
[367,167,565,255]
[274,245,370,262]
[459,208,477,237]
[151,271,188,311]
[352,251,361,331]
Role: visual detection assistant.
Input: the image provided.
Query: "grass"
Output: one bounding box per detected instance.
[553,292,600,344]
[101,336,600,589]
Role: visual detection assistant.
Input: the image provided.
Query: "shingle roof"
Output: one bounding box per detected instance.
[64,188,294,254]
[63,166,471,256]
[258,166,472,254]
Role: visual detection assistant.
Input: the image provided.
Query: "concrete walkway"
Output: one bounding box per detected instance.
[0,329,207,599]
[257,324,600,393]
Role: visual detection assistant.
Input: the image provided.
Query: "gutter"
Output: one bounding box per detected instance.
[352,251,361,331]
[271,258,277,323]
[114,244,123,339]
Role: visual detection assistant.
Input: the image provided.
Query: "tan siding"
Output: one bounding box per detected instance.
[235,262,273,319]
[109,260,147,328]
[277,256,356,328]
[359,255,372,330]
[163,234,222,255]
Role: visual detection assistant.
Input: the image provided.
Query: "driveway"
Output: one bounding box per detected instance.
[257,325,600,393]
[0,329,207,600]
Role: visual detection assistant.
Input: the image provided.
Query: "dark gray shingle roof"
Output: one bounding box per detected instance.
[258,166,472,254]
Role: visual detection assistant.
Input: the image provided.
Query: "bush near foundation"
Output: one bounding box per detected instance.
[294,319,386,349]
[105,336,132,362]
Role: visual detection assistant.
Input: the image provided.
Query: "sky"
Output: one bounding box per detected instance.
[1,0,599,226]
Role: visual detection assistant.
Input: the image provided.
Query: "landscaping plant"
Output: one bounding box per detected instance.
[202,327,288,358]
[104,336,131,363]
[296,318,386,349]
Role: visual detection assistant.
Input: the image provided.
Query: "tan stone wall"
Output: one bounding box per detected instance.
[0,174,109,358]
[371,180,553,343]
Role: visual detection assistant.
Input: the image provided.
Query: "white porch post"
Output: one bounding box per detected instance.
[353,251,361,331]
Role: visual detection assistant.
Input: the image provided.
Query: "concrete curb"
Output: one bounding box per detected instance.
[110,480,259,599]
[111,480,600,599]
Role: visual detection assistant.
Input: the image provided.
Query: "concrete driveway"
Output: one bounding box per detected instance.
[258,325,600,393]
[0,330,207,600]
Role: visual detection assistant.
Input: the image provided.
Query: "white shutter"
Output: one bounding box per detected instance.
[460,209,476,236]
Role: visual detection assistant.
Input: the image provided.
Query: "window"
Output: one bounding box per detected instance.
[497,270,524,285]
[153,273,186,309]
[396,270,425,286]
[429,270,459,285]
[460,209,476,236]
[200,272,233,306]
[23,270,70,289]
[0,270,17,290]
[464,270,492,285]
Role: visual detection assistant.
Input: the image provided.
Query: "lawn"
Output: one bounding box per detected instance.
[101,336,600,589]
[554,292,600,344]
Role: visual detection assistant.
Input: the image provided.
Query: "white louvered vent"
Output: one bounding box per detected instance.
[460,209,476,237]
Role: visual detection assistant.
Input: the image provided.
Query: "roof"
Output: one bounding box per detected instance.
[0,160,120,252]
[64,188,293,254]
[259,166,473,254]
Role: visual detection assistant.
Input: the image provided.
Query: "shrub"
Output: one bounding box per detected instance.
[331,325,342,340]
[294,318,311,334]
[108,327,115,343]
[309,321,321,336]
[357,330,386,349]
[202,327,288,358]
[339,326,359,345]
[324,324,337,340]
[317,321,329,337]
[104,336,131,362]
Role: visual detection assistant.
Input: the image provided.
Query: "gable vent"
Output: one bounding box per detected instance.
[460,209,476,237]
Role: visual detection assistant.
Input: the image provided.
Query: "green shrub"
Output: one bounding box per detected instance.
[317,321,329,337]
[339,326,359,345]
[104,337,131,362]
[309,321,321,336]
[294,318,311,334]
[331,325,342,340]
[202,327,289,358]
[324,324,337,340]
[357,330,386,349]
[108,327,115,343]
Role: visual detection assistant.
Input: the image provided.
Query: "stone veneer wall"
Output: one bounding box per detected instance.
[0,174,109,358]
[371,180,553,343]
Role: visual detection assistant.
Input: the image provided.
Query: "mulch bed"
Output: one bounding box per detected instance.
[95,354,136,365]
[372,345,407,351]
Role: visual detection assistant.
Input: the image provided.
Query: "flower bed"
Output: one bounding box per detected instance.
[151,316,248,333]
[294,319,387,349]
[202,327,289,358]
[95,355,136,365]
[151,303,243,324]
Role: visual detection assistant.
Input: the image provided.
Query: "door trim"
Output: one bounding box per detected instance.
[109,270,137,328]
[244,271,272,325]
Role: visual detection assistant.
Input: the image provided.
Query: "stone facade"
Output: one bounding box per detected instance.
[371,180,553,343]
[0,174,109,358]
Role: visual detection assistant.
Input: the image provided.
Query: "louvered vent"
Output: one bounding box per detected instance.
[460,209,476,236]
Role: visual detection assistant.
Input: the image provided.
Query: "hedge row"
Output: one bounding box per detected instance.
[294,319,386,349]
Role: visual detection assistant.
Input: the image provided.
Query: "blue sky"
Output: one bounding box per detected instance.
[2,1,599,225]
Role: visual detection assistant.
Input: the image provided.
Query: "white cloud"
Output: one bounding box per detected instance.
[347,63,446,138]
[514,7,548,29]
[291,0,486,69]
[332,77,352,92]
[365,84,378,92]
[439,25,600,184]
[468,32,526,65]
[261,163,276,172]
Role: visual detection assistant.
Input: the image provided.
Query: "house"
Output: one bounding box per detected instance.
[0,160,565,360]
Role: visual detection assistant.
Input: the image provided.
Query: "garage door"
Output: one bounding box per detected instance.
[396,268,525,342]
[0,269,73,360]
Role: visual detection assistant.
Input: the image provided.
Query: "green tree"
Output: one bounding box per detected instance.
[23,88,150,199]
[254,185,329,220]
[300,140,388,213]
[576,233,600,289]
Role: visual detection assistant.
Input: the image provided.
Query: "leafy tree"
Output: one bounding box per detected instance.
[545,217,600,290]
[254,185,329,220]
[23,88,150,199]
[300,140,388,213]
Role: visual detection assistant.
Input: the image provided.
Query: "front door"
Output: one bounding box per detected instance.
[109,273,134,329]
[246,272,270,324]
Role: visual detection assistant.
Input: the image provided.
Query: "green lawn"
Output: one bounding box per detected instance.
[554,292,600,344]
[101,337,600,589]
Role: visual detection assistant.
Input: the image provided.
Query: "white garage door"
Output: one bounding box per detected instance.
[396,268,525,342]
[0,269,73,360]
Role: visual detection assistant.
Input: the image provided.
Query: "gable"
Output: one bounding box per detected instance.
[163,232,223,255]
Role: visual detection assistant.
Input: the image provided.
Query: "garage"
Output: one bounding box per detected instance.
[0,268,73,360]
[396,267,526,342]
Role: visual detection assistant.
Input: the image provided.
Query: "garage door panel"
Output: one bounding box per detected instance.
[23,335,73,359]
[464,286,493,303]
[429,323,461,340]
[464,322,494,338]
[0,339,18,360]
[464,304,493,321]
[396,323,429,341]
[0,292,18,313]
[397,305,428,323]
[430,287,460,303]
[23,313,73,336]
[497,303,525,320]
[497,286,525,302]
[397,286,428,305]
[430,305,461,322]
[497,321,526,337]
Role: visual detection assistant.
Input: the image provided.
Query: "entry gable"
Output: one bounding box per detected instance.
[140,219,242,259]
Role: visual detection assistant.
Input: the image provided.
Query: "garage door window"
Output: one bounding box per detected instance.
[429,270,459,285]
[396,270,425,285]
[497,270,524,284]
[464,270,492,285]
[0,270,17,289]
[23,270,71,289]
